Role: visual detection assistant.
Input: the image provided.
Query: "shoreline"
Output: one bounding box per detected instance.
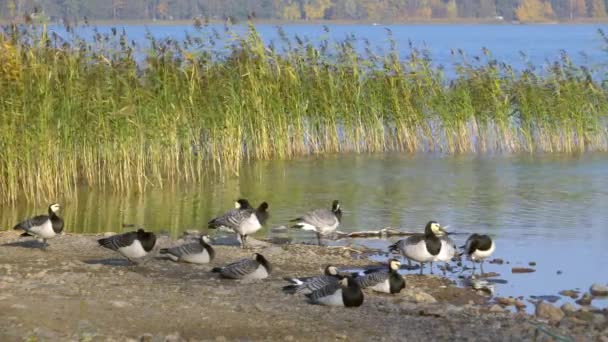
[0,231,605,341]
[3,18,608,26]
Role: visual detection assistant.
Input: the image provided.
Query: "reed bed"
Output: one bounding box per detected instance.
[1,23,607,204]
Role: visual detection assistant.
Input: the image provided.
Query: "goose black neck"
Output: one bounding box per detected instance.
[201,239,215,260]
[343,280,364,307]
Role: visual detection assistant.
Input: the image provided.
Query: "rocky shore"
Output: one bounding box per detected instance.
[0,231,606,341]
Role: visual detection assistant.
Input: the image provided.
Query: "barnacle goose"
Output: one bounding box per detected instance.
[13,203,64,249]
[208,199,269,248]
[159,235,215,264]
[211,253,271,280]
[290,200,342,245]
[97,229,157,263]
[354,259,405,294]
[282,265,341,294]
[460,233,495,274]
[306,276,364,307]
[388,221,447,275]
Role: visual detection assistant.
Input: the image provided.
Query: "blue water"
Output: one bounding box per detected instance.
[46,23,608,73]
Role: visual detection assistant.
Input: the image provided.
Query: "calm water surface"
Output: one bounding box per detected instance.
[3,153,608,309]
[48,24,608,72]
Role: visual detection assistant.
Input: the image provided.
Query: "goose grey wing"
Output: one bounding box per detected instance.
[221,259,258,278]
[165,241,204,257]
[355,270,389,289]
[13,215,50,231]
[97,232,136,251]
[305,281,341,302]
[209,208,252,229]
[297,275,340,294]
[301,209,338,227]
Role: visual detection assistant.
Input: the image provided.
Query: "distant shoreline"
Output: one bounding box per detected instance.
[2,17,608,26]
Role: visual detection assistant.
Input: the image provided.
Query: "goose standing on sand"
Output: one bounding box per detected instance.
[208,199,269,248]
[159,235,215,264]
[13,203,64,249]
[211,253,271,280]
[306,276,364,307]
[282,265,341,294]
[353,258,405,294]
[461,233,495,274]
[97,229,157,263]
[290,200,342,245]
[388,221,447,275]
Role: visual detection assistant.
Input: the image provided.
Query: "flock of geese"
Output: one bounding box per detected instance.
[11,200,496,308]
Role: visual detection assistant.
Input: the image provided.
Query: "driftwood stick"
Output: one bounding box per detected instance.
[334,227,418,239]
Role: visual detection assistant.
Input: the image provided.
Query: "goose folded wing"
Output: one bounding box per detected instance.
[221,258,259,278]
[13,215,50,231]
[98,232,136,251]
[355,270,389,288]
[305,281,341,302]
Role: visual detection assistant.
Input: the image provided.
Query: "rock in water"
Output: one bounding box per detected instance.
[590,284,608,297]
[535,301,565,323]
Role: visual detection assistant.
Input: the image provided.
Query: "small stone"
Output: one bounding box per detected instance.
[399,289,437,304]
[496,297,516,306]
[139,333,153,342]
[528,261,537,266]
[598,336,608,342]
[164,332,181,342]
[335,334,348,340]
[489,258,504,265]
[593,314,607,325]
[535,301,565,322]
[110,301,130,308]
[10,304,26,309]
[489,304,504,312]
[590,283,608,297]
[561,302,577,314]
[557,270,562,275]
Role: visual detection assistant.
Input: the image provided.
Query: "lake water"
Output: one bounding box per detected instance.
[46,23,608,72]
[3,153,608,310]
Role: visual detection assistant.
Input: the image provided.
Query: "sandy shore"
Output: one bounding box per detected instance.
[0,231,605,341]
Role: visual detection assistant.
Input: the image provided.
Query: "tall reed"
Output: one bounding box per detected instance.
[0,23,607,204]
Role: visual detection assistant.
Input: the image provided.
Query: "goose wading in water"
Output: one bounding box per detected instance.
[460,233,496,274]
[388,221,447,275]
[290,200,342,245]
[13,203,64,249]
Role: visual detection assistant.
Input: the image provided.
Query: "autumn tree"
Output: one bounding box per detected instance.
[516,0,554,21]
[588,0,607,16]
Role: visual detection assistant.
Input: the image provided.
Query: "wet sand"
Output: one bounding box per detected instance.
[0,231,606,341]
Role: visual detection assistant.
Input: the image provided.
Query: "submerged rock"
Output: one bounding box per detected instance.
[535,301,564,322]
[576,293,593,306]
[559,290,580,299]
[561,302,578,314]
[590,284,608,297]
[511,267,535,274]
